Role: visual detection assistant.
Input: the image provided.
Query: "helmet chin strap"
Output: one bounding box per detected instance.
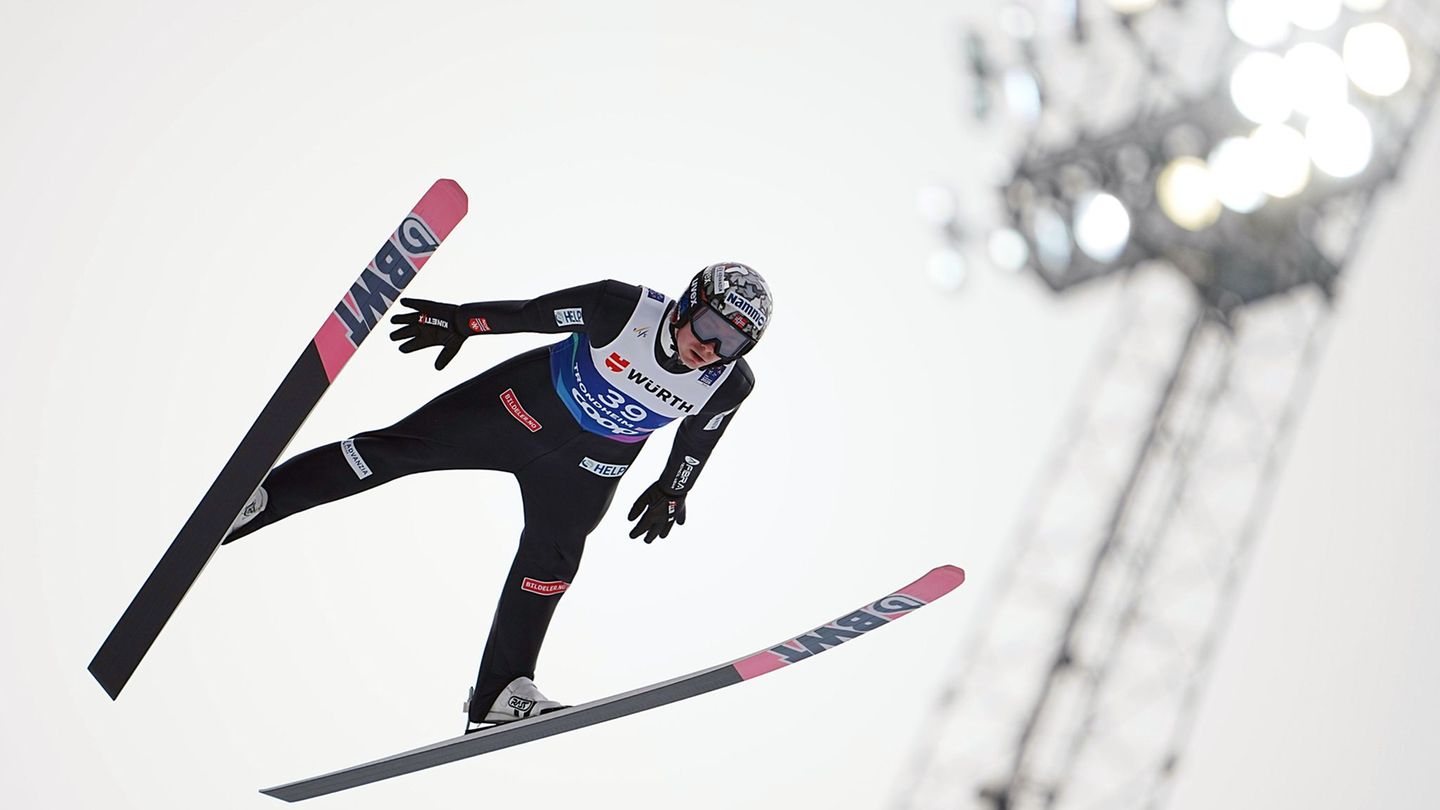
[657,303,692,374]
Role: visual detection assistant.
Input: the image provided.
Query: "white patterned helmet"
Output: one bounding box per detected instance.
[673,262,774,359]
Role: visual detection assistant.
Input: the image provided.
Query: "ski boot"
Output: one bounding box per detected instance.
[222,486,267,544]
[464,677,568,733]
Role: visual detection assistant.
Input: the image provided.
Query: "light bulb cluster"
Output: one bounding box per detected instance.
[924,0,1421,289]
[1153,0,1408,231]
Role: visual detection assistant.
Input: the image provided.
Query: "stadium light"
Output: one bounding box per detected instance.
[1306,104,1375,177]
[1250,123,1312,197]
[1228,0,1291,47]
[1074,192,1132,263]
[1285,43,1350,116]
[988,227,1030,272]
[1158,157,1222,231]
[1290,0,1342,31]
[1208,137,1269,213]
[1345,23,1411,96]
[1232,51,1294,124]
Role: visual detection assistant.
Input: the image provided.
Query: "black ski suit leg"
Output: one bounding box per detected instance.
[225,348,557,544]
[467,435,643,722]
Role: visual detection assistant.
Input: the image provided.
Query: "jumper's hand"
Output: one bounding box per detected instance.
[389,298,475,370]
[627,482,687,544]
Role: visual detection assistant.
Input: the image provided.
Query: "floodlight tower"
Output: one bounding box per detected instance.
[900,1,1440,808]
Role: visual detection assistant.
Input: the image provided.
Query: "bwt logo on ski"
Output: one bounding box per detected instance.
[605,352,630,372]
[334,215,440,346]
[764,594,927,665]
[521,578,569,597]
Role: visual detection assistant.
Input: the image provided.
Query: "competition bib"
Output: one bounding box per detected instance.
[549,288,733,442]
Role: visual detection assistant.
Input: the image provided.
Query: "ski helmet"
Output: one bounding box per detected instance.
[672,262,774,361]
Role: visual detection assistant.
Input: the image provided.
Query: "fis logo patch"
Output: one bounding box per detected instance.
[554,308,584,327]
[633,326,650,339]
[521,578,570,597]
[646,288,666,302]
[699,366,723,387]
[605,352,630,372]
[469,317,491,333]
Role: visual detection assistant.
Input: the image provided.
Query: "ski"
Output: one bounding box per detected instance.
[88,179,470,700]
[260,564,965,802]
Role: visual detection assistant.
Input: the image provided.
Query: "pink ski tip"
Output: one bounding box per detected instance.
[901,565,966,604]
[932,564,965,586]
[430,178,469,213]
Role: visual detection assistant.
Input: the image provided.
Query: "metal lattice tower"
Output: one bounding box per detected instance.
[898,1,1440,808]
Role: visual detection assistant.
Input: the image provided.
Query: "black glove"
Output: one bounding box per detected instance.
[627,482,687,544]
[389,298,478,370]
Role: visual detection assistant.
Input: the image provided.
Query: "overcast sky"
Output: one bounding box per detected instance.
[2,2,1436,809]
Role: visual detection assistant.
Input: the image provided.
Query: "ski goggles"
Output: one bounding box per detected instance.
[689,305,755,359]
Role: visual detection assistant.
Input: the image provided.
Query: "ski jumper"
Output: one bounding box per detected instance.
[224,280,755,721]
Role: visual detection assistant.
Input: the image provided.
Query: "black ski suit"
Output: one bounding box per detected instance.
[225,279,754,722]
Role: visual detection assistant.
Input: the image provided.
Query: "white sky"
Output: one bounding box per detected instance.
[2,2,1436,808]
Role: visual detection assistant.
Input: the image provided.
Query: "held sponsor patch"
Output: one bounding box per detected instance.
[469,316,491,333]
[340,439,373,479]
[521,577,570,597]
[500,388,543,432]
[760,594,929,666]
[418,314,450,329]
[605,352,630,372]
[646,287,667,302]
[580,457,629,477]
[554,307,585,327]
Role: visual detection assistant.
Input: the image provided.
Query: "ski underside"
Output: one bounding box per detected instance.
[88,180,469,699]
[261,564,965,802]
